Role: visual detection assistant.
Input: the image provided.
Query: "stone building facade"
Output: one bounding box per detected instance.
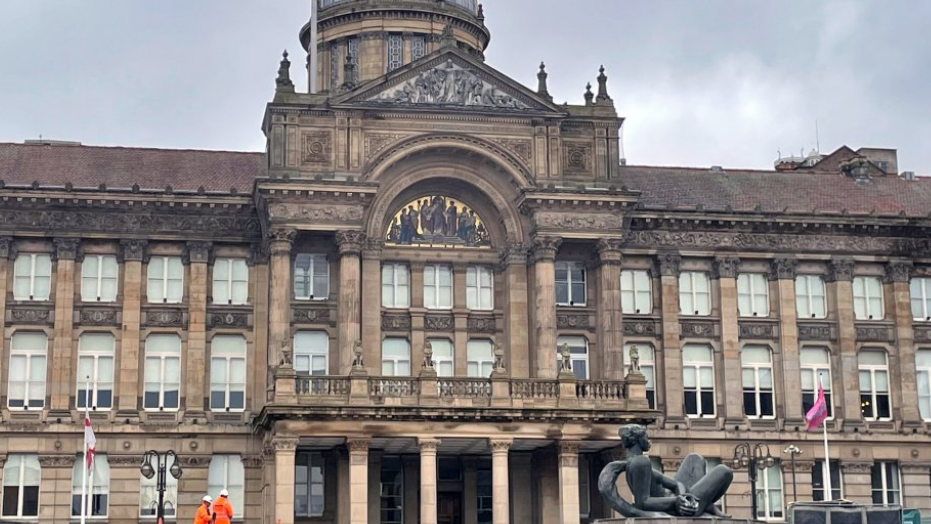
[1,1,931,523]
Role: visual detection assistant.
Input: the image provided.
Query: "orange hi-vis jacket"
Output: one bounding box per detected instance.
[193,504,212,524]
[212,496,234,524]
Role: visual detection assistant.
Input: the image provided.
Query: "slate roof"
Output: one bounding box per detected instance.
[0,142,262,193]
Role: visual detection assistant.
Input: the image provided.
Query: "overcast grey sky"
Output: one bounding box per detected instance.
[1,1,929,173]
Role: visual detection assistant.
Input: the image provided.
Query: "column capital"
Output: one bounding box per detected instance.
[418,438,441,452]
[498,240,528,267]
[183,240,212,264]
[336,230,367,256]
[713,256,739,279]
[769,257,798,281]
[531,235,562,263]
[826,258,855,282]
[118,239,148,262]
[271,436,299,452]
[558,440,581,456]
[596,238,623,265]
[489,439,512,453]
[362,238,385,260]
[656,251,682,277]
[52,237,81,261]
[269,228,297,253]
[0,237,13,259]
[248,241,270,266]
[884,260,913,283]
[839,461,873,474]
[346,438,371,454]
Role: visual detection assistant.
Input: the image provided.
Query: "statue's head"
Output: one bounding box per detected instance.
[619,424,650,451]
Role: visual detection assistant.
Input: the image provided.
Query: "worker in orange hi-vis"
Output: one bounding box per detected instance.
[193,495,213,524]
[212,489,235,524]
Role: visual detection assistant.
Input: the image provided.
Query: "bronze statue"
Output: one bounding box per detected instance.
[598,425,732,518]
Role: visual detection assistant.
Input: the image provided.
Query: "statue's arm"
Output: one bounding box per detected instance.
[631,471,677,512]
[654,470,687,496]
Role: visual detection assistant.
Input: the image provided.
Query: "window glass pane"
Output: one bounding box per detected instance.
[859,350,887,366]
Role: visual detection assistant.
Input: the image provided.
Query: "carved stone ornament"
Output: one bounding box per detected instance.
[144,309,185,328]
[269,203,364,224]
[10,307,53,324]
[241,456,265,468]
[533,211,624,232]
[468,317,497,333]
[0,208,259,237]
[382,313,412,331]
[855,325,895,342]
[680,320,715,338]
[798,322,836,341]
[185,241,212,264]
[557,313,590,329]
[563,143,593,174]
[739,321,779,340]
[827,259,855,282]
[419,439,441,452]
[336,230,366,256]
[914,327,931,342]
[364,133,408,163]
[0,237,12,259]
[489,440,512,452]
[770,258,798,281]
[272,437,299,452]
[293,307,331,324]
[713,257,739,279]
[656,251,682,277]
[491,138,533,166]
[301,131,333,166]
[248,241,270,266]
[209,312,249,328]
[624,320,659,337]
[108,455,144,466]
[840,462,873,474]
[53,238,80,261]
[269,228,297,246]
[499,241,527,266]
[424,315,454,331]
[180,456,213,468]
[346,439,370,453]
[368,59,531,110]
[79,308,119,326]
[596,238,623,265]
[119,239,148,262]
[39,455,77,467]
[530,235,562,263]
[885,261,913,283]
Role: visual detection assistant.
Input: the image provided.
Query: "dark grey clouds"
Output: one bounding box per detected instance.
[1,1,928,172]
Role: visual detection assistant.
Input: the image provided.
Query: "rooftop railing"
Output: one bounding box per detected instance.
[318,0,479,16]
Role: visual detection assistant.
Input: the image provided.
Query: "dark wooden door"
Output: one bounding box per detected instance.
[438,492,462,524]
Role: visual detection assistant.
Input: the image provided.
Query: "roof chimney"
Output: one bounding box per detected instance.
[902,171,916,181]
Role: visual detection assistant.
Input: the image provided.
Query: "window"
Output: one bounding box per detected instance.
[411,35,426,61]
[918,349,931,420]
[140,455,177,518]
[210,335,247,411]
[801,347,833,419]
[579,456,591,519]
[859,350,890,420]
[147,256,183,303]
[467,340,494,378]
[143,334,181,410]
[2,455,40,518]
[8,332,48,409]
[911,278,931,321]
[387,33,403,72]
[429,339,454,377]
[347,37,359,84]
[296,452,325,518]
[737,273,769,317]
[13,253,51,301]
[294,254,329,301]
[81,255,118,302]
[741,346,775,418]
[424,264,453,309]
[679,271,711,316]
[213,258,249,305]
[71,454,109,517]
[77,333,115,410]
[294,331,329,376]
[626,343,655,408]
[756,462,784,520]
[467,266,494,310]
[812,460,842,501]
[796,275,827,319]
[208,456,244,516]
[871,462,900,505]
[621,269,652,314]
[476,465,492,524]
[380,456,404,524]
[555,261,586,306]
[556,336,589,379]
[683,344,715,417]
[853,276,884,320]
[382,263,410,308]
[382,338,411,376]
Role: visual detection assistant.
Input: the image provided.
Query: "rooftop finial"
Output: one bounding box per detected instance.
[440,22,456,48]
[341,52,357,92]
[584,82,594,106]
[275,50,295,92]
[477,3,485,19]
[537,61,551,100]
[596,64,612,103]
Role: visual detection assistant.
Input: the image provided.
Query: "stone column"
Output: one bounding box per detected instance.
[658,252,682,419]
[50,238,80,416]
[887,261,922,424]
[715,256,743,423]
[532,236,562,379]
[117,240,146,417]
[185,241,211,418]
[828,259,861,424]
[249,242,270,412]
[773,257,803,423]
[558,441,581,524]
[347,439,370,524]
[597,239,624,380]
[0,238,10,391]
[361,240,384,374]
[490,439,512,524]
[839,462,874,504]
[273,436,299,524]
[501,242,530,377]
[419,439,440,524]
[268,229,296,369]
[336,231,365,374]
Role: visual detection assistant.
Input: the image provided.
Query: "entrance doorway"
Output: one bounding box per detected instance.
[438,492,462,524]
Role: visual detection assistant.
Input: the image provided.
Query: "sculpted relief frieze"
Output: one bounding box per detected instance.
[0,208,259,237]
[364,133,409,163]
[624,230,931,256]
[533,211,624,232]
[268,203,364,224]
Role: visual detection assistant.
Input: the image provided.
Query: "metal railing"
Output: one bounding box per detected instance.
[318,0,478,16]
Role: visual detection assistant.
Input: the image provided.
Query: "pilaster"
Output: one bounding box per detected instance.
[185,240,211,418]
[597,239,624,380]
[348,439,370,524]
[361,239,383,375]
[50,238,80,415]
[273,436,299,524]
[827,258,860,424]
[774,257,803,422]
[558,441,581,524]
[531,235,562,379]
[0,238,9,415]
[887,261,921,424]
[501,241,529,377]
[658,251,682,420]
[117,239,146,417]
[336,230,365,374]
[839,461,874,504]
[490,439,512,524]
[269,229,296,370]
[715,256,743,423]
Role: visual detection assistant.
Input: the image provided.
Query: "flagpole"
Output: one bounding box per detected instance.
[80,377,90,524]
[820,373,832,501]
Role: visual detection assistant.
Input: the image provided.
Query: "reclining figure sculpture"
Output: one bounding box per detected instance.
[598,424,734,518]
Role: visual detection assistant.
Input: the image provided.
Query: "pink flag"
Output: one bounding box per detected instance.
[84,415,96,469]
[805,384,829,431]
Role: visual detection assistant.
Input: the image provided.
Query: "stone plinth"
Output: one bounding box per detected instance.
[596,519,756,524]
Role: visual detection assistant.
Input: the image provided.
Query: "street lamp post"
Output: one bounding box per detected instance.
[140,450,183,524]
[732,443,776,520]
[783,445,802,503]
